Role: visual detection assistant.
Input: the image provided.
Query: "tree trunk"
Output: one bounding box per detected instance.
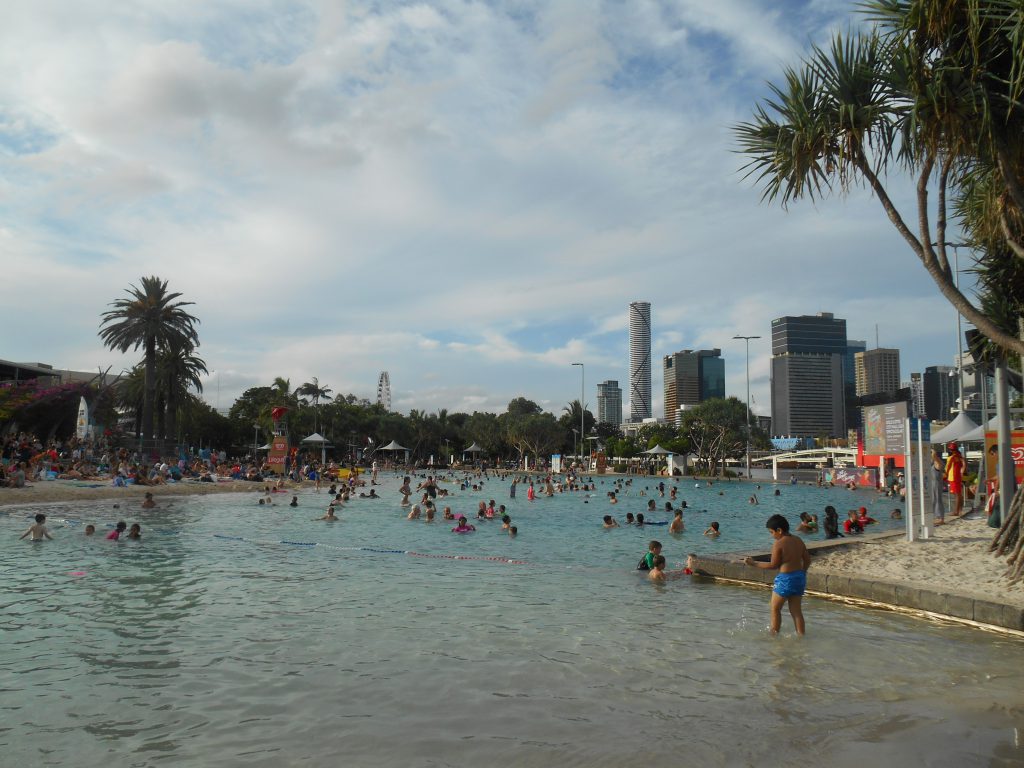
[166,386,178,448]
[142,335,156,439]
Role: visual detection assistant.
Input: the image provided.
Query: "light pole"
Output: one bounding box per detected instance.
[571,362,584,466]
[733,335,761,480]
[572,428,579,461]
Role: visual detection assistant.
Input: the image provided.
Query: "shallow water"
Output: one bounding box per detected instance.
[2,475,1022,767]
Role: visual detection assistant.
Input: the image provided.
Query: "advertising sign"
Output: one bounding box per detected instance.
[268,435,289,475]
[596,452,607,475]
[823,467,877,488]
[984,431,1024,486]
[863,402,908,455]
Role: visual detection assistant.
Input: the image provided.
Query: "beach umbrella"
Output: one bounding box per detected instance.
[930,412,980,445]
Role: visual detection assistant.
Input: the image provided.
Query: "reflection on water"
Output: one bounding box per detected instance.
[0,480,1022,767]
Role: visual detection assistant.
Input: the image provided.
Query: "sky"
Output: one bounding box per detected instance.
[0,0,974,421]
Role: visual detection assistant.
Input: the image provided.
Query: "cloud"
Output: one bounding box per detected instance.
[0,0,963,426]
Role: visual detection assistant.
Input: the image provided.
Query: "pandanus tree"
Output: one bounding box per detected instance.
[735,0,1024,356]
[99,277,200,441]
[737,0,1024,577]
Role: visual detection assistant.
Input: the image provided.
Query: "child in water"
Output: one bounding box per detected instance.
[127,523,142,540]
[637,540,662,571]
[703,521,720,538]
[85,524,96,536]
[744,514,811,635]
[452,516,476,533]
[107,521,127,540]
[648,555,667,582]
[20,513,53,541]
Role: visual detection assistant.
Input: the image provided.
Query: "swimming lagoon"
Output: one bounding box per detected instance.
[3,475,1022,766]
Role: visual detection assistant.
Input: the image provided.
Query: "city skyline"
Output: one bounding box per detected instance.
[0,1,973,418]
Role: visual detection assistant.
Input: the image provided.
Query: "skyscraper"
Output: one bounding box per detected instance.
[854,348,901,397]
[770,313,847,438]
[922,365,958,420]
[663,349,725,423]
[596,380,623,426]
[628,301,651,421]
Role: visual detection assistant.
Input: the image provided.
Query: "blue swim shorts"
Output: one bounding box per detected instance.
[773,570,807,598]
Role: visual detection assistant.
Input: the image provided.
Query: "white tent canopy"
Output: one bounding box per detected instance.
[463,442,484,453]
[380,440,409,451]
[930,412,980,445]
[643,444,674,455]
[960,416,1024,442]
[300,432,328,444]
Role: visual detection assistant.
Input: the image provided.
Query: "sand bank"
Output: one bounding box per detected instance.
[811,515,1024,609]
[0,478,268,508]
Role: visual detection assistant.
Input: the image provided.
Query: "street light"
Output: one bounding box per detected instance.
[571,362,584,468]
[572,428,579,461]
[733,335,761,480]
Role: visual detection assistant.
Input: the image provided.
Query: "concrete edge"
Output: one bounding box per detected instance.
[692,552,1024,636]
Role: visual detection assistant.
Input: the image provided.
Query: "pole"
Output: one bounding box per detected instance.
[733,335,761,480]
[954,248,965,412]
[572,362,584,468]
[995,360,1013,526]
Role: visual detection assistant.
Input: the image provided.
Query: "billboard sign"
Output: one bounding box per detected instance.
[863,401,908,455]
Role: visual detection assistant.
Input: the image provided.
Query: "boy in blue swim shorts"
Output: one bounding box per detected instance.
[744,514,811,635]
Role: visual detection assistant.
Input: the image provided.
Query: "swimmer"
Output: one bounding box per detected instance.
[127,523,142,540]
[508,526,517,538]
[603,515,620,529]
[636,540,662,571]
[669,510,684,534]
[625,513,635,525]
[425,507,435,522]
[408,505,422,520]
[636,513,646,527]
[744,514,810,635]
[317,508,340,521]
[85,524,96,536]
[20,513,53,541]
[749,495,759,505]
[289,496,298,507]
[648,555,667,582]
[452,516,476,533]
[703,521,720,538]
[443,506,455,520]
[141,492,156,509]
[107,521,127,541]
[258,498,266,506]
[890,508,902,520]
[501,515,512,530]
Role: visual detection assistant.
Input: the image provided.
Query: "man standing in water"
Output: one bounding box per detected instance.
[744,514,811,635]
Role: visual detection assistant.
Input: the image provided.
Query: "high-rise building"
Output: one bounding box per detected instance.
[908,372,925,418]
[596,380,623,426]
[770,313,847,438]
[844,339,867,429]
[628,301,651,421]
[663,349,725,423]
[770,354,846,437]
[854,348,901,397]
[922,365,957,420]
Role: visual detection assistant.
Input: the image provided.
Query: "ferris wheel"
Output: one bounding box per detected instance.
[376,371,391,411]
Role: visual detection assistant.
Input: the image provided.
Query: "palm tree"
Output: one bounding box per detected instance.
[99,277,199,441]
[295,377,332,433]
[735,2,1024,356]
[158,343,208,445]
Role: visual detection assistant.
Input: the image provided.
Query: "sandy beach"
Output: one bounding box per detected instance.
[0,478,267,508]
[811,515,1024,609]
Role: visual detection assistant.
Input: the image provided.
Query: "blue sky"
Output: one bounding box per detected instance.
[0,0,972,420]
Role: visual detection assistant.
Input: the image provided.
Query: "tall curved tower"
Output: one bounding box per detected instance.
[628,301,651,421]
[376,371,391,411]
